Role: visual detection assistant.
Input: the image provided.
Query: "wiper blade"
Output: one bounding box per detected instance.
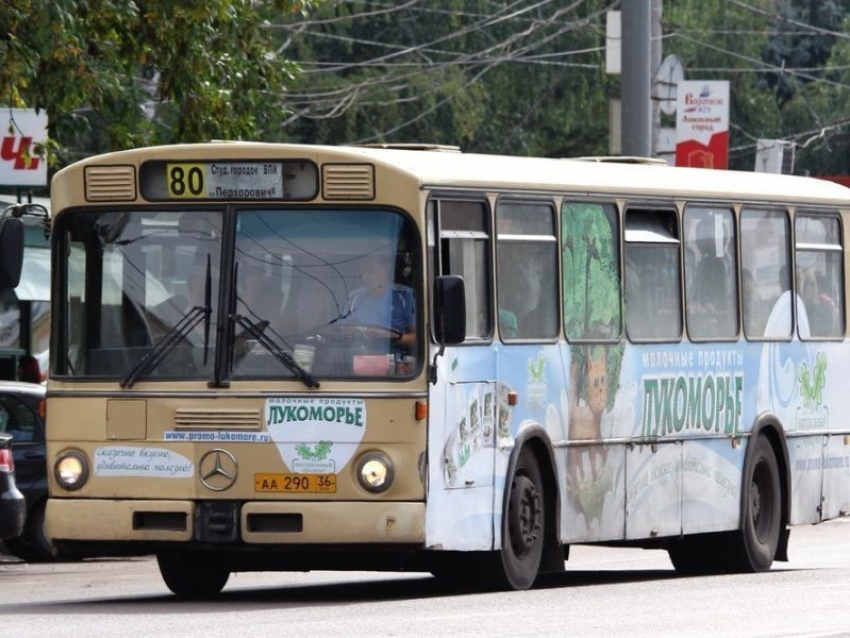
[232,314,320,389]
[120,304,210,388]
[203,253,212,366]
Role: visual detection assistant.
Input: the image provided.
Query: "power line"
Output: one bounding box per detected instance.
[674,32,850,92]
[280,0,612,124]
[724,0,850,41]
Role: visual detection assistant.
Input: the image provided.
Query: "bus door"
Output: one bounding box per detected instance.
[425,197,497,551]
[623,208,685,540]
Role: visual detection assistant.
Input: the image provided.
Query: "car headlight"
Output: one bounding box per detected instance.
[356,452,394,493]
[54,450,89,491]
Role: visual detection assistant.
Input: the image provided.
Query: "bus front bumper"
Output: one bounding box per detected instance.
[47,499,425,545]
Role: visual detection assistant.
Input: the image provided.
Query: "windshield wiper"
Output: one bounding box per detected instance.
[232,314,320,389]
[202,253,212,366]
[120,304,211,388]
[121,255,214,388]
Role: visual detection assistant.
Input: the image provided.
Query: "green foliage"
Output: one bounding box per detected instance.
[665,0,850,174]
[5,0,850,177]
[277,0,613,157]
[1,0,312,168]
[280,0,850,175]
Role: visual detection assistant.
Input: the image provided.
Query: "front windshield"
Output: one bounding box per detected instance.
[232,209,419,379]
[56,210,222,378]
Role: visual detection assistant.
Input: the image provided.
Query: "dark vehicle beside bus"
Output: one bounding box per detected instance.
[0,433,25,540]
[0,381,54,560]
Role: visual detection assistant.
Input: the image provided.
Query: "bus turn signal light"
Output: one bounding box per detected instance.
[415,401,427,421]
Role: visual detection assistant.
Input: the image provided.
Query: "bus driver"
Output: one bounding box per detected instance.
[341,252,415,350]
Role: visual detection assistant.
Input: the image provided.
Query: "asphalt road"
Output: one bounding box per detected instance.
[1,520,849,637]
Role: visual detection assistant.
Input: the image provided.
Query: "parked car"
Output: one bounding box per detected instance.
[0,381,55,560]
[0,433,26,540]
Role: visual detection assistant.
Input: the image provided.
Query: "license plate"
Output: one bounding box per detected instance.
[254,473,337,493]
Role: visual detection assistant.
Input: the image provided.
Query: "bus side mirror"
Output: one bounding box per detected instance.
[0,218,24,291]
[434,275,466,345]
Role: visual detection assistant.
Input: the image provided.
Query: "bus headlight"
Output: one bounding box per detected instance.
[54,450,89,491]
[356,452,394,493]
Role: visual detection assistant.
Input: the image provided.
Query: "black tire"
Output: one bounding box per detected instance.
[485,449,546,590]
[157,551,230,599]
[728,435,782,572]
[670,436,781,576]
[668,531,731,575]
[5,501,59,562]
[430,450,548,591]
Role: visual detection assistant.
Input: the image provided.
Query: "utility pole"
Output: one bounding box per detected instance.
[621,0,651,157]
[651,0,663,157]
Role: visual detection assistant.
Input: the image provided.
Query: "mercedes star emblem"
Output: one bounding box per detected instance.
[198,448,238,491]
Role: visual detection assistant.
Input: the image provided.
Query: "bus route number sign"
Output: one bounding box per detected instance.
[166,162,284,199]
[254,473,337,493]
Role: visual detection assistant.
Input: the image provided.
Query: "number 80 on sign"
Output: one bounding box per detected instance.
[167,163,206,198]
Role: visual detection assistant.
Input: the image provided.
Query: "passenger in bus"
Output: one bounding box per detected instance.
[498,253,552,339]
[741,269,766,335]
[762,265,796,339]
[690,219,731,335]
[798,260,838,337]
[341,253,415,350]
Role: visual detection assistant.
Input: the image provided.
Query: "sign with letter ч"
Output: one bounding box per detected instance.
[0,109,48,187]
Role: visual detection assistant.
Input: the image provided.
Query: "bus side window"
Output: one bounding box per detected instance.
[496,201,558,341]
[795,213,844,339]
[741,208,791,339]
[683,206,739,340]
[624,208,682,341]
[561,202,621,342]
[435,200,492,340]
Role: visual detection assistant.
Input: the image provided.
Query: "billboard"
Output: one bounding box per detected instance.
[0,108,48,187]
[675,81,729,170]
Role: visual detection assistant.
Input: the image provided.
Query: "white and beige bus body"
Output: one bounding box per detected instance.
[46,143,850,596]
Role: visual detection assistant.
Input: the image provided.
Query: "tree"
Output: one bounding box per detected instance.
[0,0,315,169]
[279,0,850,176]
[665,0,850,174]
[274,0,614,157]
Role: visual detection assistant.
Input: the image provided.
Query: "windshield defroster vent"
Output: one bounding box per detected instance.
[174,408,261,431]
[84,165,136,202]
[322,164,375,200]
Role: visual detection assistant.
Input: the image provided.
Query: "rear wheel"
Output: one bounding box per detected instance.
[157,551,230,598]
[668,531,732,575]
[668,436,781,575]
[729,435,782,572]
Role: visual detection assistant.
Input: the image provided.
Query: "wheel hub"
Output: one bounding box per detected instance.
[509,474,542,557]
[751,480,762,524]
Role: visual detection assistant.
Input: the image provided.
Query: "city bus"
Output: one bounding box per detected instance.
[45,142,850,596]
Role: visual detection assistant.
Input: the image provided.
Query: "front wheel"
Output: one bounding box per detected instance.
[483,449,546,590]
[157,550,230,598]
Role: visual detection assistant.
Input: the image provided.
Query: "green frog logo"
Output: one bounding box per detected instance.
[527,353,548,407]
[528,353,546,385]
[798,351,827,411]
[295,441,333,461]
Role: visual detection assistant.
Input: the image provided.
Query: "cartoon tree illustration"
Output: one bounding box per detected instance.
[562,202,624,412]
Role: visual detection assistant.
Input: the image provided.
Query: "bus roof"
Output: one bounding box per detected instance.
[53,142,850,210]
